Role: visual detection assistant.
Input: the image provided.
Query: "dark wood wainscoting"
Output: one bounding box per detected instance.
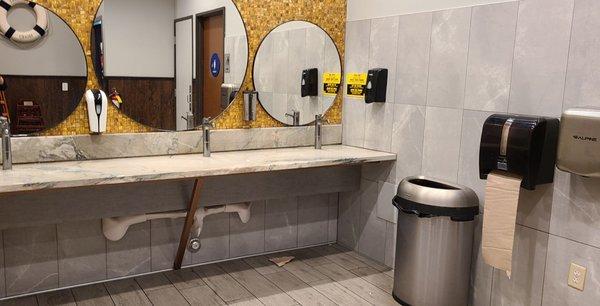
[106,77,175,130]
[2,75,86,133]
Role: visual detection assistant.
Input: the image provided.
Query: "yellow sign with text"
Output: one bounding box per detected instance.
[346,73,367,97]
[323,72,342,96]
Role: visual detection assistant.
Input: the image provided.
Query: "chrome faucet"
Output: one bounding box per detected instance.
[315,114,323,149]
[285,110,300,126]
[202,117,213,157]
[1,116,11,170]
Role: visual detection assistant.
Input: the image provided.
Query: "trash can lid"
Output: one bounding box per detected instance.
[396,176,479,209]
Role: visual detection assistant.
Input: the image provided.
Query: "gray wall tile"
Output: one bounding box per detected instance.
[508,0,575,117]
[516,182,553,233]
[338,189,361,250]
[265,197,298,252]
[391,104,426,184]
[254,33,273,93]
[345,20,371,76]
[427,8,472,109]
[464,2,518,112]
[422,106,463,182]
[57,220,107,286]
[107,221,150,279]
[375,181,397,224]
[287,28,307,96]
[358,179,387,263]
[150,219,191,271]
[384,221,397,268]
[0,231,5,298]
[230,201,265,258]
[4,225,58,296]
[192,213,230,264]
[272,31,289,95]
[364,102,394,151]
[327,193,339,243]
[342,97,366,147]
[564,0,600,110]
[542,235,600,306]
[297,194,330,247]
[490,225,548,306]
[369,16,399,103]
[396,12,432,106]
[550,171,600,248]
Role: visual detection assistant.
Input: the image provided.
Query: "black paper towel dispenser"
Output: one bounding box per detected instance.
[479,114,559,190]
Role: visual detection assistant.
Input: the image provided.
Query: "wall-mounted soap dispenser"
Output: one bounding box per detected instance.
[365,68,388,103]
[301,68,318,97]
[557,108,600,177]
[479,114,560,190]
[85,89,108,134]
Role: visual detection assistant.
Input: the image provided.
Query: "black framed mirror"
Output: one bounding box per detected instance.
[0,2,87,135]
[91,0,249,131]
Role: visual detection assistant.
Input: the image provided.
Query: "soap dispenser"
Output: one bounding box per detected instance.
[365,68,388,103]
[301,68,318,97]
[85,89,108,134]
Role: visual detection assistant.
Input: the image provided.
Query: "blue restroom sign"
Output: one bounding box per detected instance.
[210,53,221,77]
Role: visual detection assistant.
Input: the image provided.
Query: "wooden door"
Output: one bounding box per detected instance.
[199,12,224,119]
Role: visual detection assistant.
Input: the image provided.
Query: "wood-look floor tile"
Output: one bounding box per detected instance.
[144,287,189,306]
[164,269,206,291]
[226,297,264,306]
[264,271,335,306]
[104,279,151,306]
[350,266,394,293]
[71,284,114,306]
[135,273,172,292]
[37,289,76,306]
[0,296,38,306]
[218,260,298,306]
[308,279,370,306]
[317,263,397,305]
[193,264,253,302]
[289,249,332,267]
[312,246,368,270]
[179,285,226,306]
[332,244,390,272]
[243,256,285,276]
[282,260,329,283]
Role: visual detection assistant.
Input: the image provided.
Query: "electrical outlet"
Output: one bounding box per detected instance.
[62,82,69,92]
[568,262,587,291]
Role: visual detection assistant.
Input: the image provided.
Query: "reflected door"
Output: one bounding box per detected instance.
[175,17,193,131]
[197,11,224,120]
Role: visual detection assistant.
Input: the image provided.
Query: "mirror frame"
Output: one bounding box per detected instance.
[252,19,343,126]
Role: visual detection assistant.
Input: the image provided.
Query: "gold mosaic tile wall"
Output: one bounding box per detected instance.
[36,0,346,135]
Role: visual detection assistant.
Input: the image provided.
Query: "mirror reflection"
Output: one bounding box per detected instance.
[0,3,87,135]
[254,21,341,126]
[92,0,248,131]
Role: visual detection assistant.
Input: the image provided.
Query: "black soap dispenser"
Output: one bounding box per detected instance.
[301,68,319,97]
[365,68,388,103]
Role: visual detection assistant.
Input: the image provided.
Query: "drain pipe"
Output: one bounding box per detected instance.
[102,202,252,242]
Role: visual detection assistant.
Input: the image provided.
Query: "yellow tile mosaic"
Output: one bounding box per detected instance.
[35,0,345,135]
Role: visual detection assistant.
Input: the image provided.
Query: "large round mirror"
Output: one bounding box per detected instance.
[92,0,248,131]
[254,21,341,126]
[0,2,87,135]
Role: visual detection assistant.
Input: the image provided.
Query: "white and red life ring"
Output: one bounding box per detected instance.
[0,0,48,43]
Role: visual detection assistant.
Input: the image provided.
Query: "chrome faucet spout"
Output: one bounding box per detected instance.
[285,110,300,126]
[315,114,323,150]
[202,117,213,157]
[1,116,11,170]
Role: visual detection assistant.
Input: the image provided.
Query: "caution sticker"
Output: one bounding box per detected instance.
[323,72,342,96]
[346,73,367,97]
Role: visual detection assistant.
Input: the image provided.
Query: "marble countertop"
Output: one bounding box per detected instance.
[0,145,395,194]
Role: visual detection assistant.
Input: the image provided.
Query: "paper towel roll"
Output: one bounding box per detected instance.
[482,170,523,278]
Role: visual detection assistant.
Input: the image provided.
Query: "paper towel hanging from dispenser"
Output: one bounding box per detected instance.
[479,114,560,190]
[479,114,559,278]
[556,108,600,177]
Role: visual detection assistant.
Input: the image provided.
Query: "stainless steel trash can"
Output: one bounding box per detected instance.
[392,176,479,306]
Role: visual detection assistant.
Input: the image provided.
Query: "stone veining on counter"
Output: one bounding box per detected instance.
[0,125,342,165]
[0,145,395,193]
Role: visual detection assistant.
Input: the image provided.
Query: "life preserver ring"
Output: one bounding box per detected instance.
[0,0,48,43]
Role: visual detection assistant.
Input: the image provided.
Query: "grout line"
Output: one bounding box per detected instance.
[1,231,6,298]
[506,0,520,113]
[103,282,118,306]
[54,225,59,289]
[559,0,577,112]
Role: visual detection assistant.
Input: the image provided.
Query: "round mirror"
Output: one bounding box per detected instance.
[254,21,341,126]
[0,2,87,135]
[92,0,248,131]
